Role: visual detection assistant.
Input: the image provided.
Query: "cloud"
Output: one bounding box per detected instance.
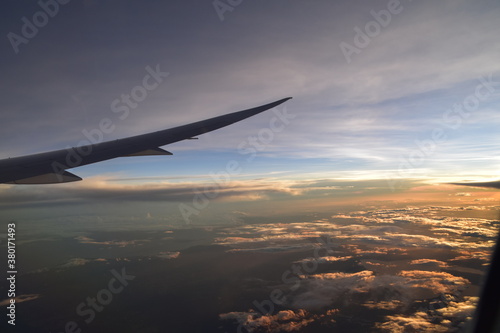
[450,250,492,262]
[331,205,499,249]
[213,203,498,256]
[436,296,478,320]
[375,296,478,332]
[290,271,376,309]
[0,176,305,209]
[349,247,408,256]
[59,257,108,268]
[296,256,352,264]
[227,245,310,253]
[75,235,149,247]
[60,258,91,267]
[0,294,41,307]
[156,251,180,259]
[219,309,317,333]
[375,311,450,332]
[214,221,343,251]
[410,259,450,268]
[363,300,404,311]
[288,269,469,311]
[397,270,469,294]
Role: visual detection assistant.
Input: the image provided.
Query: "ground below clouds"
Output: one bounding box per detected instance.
[0,204,497,332]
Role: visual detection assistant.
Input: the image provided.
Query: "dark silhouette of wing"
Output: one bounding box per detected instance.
[0,97,292,184]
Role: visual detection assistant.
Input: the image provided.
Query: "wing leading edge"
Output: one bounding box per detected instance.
[0,97,292,184]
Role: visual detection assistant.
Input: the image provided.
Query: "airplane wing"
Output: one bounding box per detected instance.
[0,97,292,184]
[450,181,500,189]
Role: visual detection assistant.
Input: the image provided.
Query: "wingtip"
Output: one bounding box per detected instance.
[272,97,293,106]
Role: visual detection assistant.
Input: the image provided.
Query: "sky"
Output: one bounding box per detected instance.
[1,0,500,225]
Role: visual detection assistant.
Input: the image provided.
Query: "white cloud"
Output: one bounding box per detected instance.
[375,296,478,332]
[410,259,449,268]
[75,235,149,247]
[436,296,478,320]
[289,269,469,312]
[376,311,449,332]
[59,257,108,268]
[220,309,316,333]
[296,256,352,264]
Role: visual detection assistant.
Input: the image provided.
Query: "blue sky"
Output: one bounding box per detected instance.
[1,0,500,224]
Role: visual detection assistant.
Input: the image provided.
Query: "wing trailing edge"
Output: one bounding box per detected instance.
[6,171,82,184]
[125,148,173,156]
